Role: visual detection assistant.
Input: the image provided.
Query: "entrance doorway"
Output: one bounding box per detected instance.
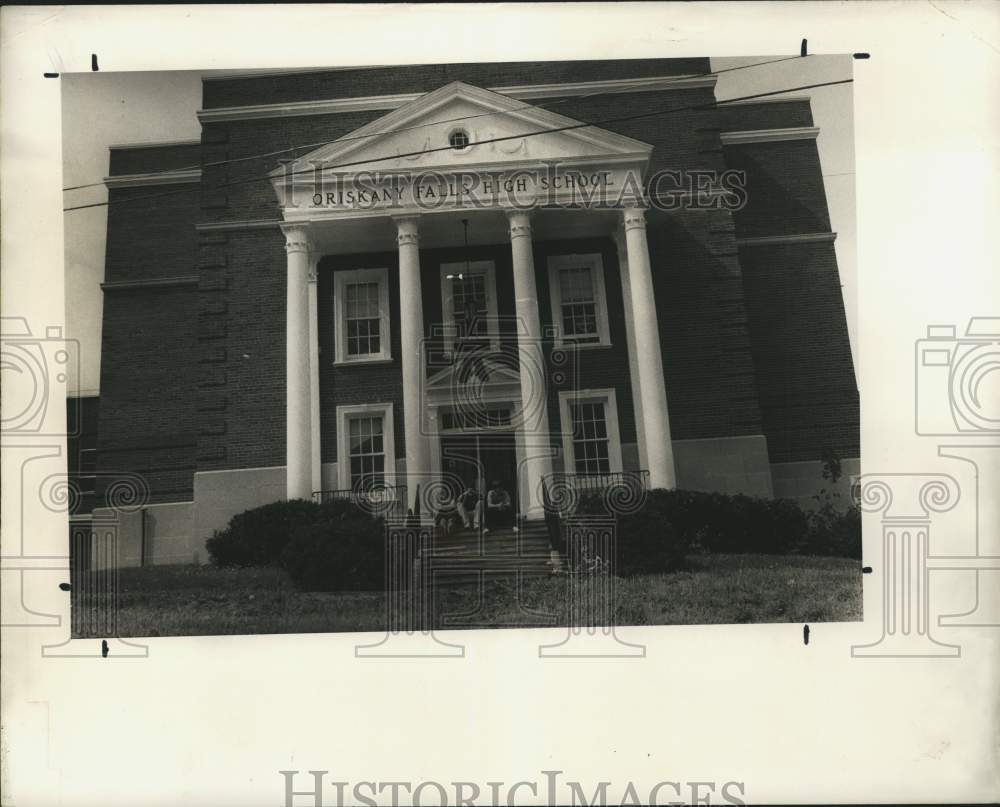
[440,431,518,517]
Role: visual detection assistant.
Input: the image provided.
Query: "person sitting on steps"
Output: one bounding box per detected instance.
[434,487,463,537]
[484,479,517,533]
[457,480,482,530]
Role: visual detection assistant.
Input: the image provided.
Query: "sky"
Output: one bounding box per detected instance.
[61,56,855,395]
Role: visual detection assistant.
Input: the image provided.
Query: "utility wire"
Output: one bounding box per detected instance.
[63,77,850,214]
[63,55,805,193]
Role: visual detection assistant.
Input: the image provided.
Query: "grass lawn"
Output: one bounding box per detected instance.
[73,554,862,638]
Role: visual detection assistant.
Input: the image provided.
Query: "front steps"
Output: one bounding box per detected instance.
[415,519,564,583]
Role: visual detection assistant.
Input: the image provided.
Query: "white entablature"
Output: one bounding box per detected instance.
[269,81,653,220]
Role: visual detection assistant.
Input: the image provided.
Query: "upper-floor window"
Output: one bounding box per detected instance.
[547,254,610,347]
[334,268,391,364]
[440,260,499,356]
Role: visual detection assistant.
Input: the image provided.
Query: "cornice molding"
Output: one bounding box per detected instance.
[101,276,199,292]
[719,95,811,107]
[195,218,283,232]
[109,139,201,151]
[736,232,837,247]
[720,127,820,145]
[104,169,201,189]
[197,74,717,124]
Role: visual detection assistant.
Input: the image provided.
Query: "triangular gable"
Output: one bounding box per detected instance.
[425,354,522,393]
[272,81,653,179]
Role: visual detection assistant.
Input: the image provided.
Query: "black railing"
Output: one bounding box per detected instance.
[313,484,409,520]
[543,470,651,518]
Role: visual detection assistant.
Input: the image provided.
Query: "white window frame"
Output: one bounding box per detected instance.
[336,402,396,490]
[557,388,623,476]
[334,268,392,364]
[547,253,611,348]
[440,260,500,356]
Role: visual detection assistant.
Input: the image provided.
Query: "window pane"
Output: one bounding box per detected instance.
[344,280,383,356]
[570,400,611,476]
[347,413,387,487]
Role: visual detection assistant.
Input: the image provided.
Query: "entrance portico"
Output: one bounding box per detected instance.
[271,81,677,513]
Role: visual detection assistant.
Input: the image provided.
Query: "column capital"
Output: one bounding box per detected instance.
[281,223,312,255]
[622,206,647,233]
[393,215,420,246]
[506,209,533,240]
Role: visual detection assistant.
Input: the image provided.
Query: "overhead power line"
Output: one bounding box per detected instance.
[63,77,851,214]
[63,55,806,193]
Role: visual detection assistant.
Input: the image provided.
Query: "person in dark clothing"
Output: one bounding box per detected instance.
[484,479,516,532]
[457,480,482,529]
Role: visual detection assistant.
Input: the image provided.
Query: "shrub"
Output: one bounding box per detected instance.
[206,499,322,567]
[281,508,385,592]
[803,502,862,558]
[615,489,693,574]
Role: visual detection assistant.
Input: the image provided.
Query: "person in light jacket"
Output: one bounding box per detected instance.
[484,479,516,532]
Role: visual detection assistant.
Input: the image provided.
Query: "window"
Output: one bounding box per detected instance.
[448,129,470,150]
[334,268,391,364]
[440,261,499,355]
[348,415,385,487]
[558,389,623,477]
[440,407,512,431]
[547,254,610,347]
[570,401,611,474]
[337,403,395,490]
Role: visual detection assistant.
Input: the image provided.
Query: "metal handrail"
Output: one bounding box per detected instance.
[543,470,651,518]
[312,484,409,519]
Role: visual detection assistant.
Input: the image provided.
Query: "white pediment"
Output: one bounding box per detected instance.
[425,353,522,396]
[271,81,652,183]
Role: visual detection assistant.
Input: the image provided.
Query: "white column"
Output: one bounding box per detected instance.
[307,252,322,494]
[614,227,648,472]
[508,210,553,519]
[622,206,676,489]
[394,216,429,512]
[283,224,313,500]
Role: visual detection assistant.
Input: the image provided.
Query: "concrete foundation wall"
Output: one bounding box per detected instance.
[771,457,860,511]
[672,435,774,498]
[90,501,195,569]
[192,466,286,563]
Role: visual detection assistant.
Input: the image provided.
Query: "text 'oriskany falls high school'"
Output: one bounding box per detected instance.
[68,58,859,565]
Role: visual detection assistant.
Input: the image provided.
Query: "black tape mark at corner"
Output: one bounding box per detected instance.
[59,582,71,591]
[800,39,808,57]
[91,54,99,72]
[101,639,109,658]
[803,624,810,645]
[862,566,873,574]
[44,72,59,78]
[853,52,871,60]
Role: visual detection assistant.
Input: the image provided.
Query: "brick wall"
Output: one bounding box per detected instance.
[196,227,288,471]
[97,145,201,503]
[720,99,859,463]
[97,285,197,502]
[736,241,859,462]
